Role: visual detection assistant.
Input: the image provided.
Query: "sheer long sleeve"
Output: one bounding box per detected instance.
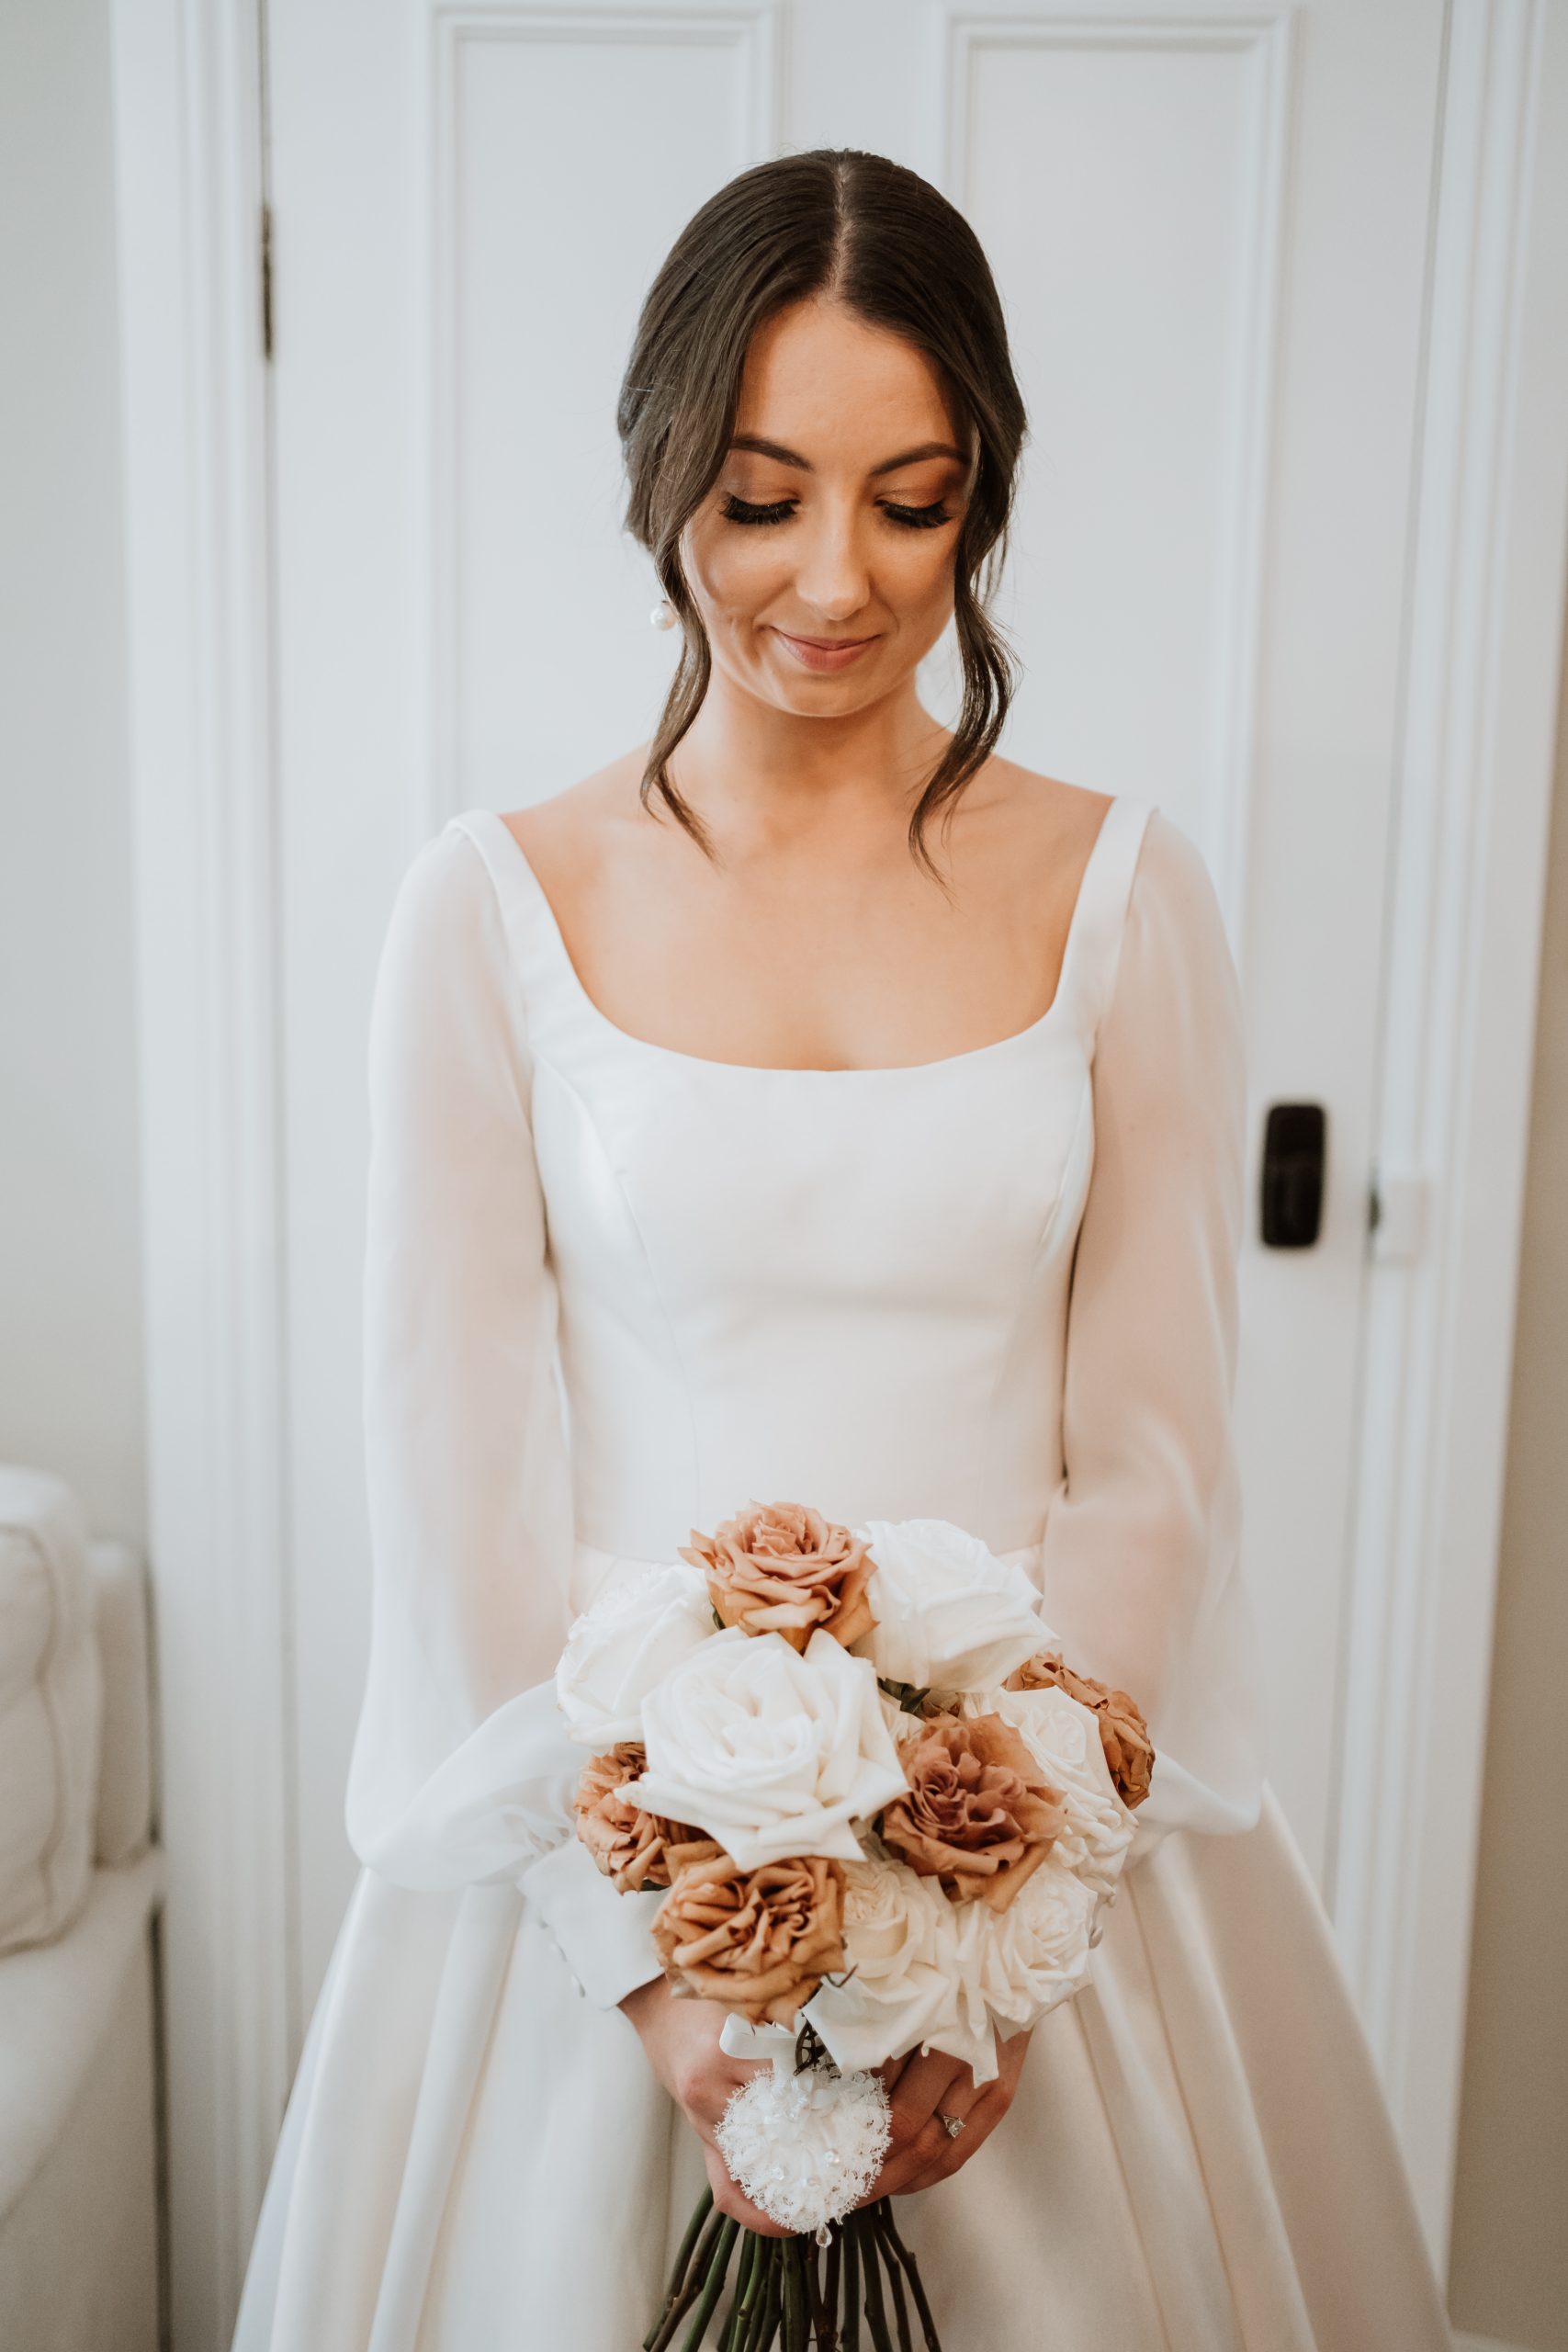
[345,824,663,2003]
[1039,809,1265,1866]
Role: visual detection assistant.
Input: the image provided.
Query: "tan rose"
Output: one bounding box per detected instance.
[573,1744,720,1894]
[878,1713,1066,1914]
[649,1851,847,2025]
[1007,1650,1155,1811]
[680,1498,876,1652]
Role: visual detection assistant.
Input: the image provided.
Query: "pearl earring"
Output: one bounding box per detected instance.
[649,596,676,631]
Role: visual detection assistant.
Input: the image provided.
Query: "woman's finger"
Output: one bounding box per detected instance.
[886,2047,968,2142]
[866,2050,975,2198]
[895,2027,1033,2193]
[896,2077,1005,2192]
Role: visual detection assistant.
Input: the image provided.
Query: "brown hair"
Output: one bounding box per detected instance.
[616,148,1029,878]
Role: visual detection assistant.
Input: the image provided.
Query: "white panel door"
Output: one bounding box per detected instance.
[266,0,1445,2030]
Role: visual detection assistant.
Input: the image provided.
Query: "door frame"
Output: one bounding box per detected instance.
[1325,0,1568,2262]
[109,3,291,2346]
[109,0,1568,2333]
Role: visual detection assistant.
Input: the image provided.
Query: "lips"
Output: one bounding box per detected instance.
[773,628,878,673]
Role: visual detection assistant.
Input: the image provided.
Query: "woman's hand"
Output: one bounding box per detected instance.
[619,1976,795,2237]
[863,2025,1033,2200]
[622,1974,1033,2225]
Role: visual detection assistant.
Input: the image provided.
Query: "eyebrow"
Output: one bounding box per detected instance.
[727,435,968,478]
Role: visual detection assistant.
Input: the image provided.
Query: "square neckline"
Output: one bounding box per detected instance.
[468,793,1128,1080]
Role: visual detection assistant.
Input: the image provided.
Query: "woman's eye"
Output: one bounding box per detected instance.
[718,494,955,531]
[721,495,796,526]
[882,501,953,531]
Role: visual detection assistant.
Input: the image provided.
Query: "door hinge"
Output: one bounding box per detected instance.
[1369,1167,1430,1264]
[261,203,274,361]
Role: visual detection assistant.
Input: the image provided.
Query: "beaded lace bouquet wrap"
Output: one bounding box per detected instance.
[557,1502,1155,2352]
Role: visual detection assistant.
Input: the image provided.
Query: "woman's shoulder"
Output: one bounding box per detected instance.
[495,751,648,901]
[378,807,535,1016]
[1124,800,1226,942]
[979,770,1232,1038]
[958,754,1114,863]
[974,756,1208,888]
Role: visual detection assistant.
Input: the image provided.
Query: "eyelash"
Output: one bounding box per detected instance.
[720,494,954,533]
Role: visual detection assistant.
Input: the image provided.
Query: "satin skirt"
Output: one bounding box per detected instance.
[231,1781,1454,2351]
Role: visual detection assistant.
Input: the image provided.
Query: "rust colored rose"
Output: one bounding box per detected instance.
[649,1851,847,2025]
[680,1498,876,1653]
[573,1745,720,1894]
[879,1713,1066,1913]
[1007,1649,1156,1811]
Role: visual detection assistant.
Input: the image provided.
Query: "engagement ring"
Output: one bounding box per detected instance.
[936,2109,964,2139]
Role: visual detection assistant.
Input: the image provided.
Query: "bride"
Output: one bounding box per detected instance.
[233,148,1455,2349]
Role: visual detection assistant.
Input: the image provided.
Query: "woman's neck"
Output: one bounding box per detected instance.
[661,674,953,857]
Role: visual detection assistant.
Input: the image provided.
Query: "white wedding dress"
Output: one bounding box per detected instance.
[232,795,1455,2351]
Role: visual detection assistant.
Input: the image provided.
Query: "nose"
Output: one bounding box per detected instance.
[790,494,873,626]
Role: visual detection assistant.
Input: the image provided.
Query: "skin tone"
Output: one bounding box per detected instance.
[506,293,1112,1076]
[619,1975,1035,2233]
[507,292,1110,2211]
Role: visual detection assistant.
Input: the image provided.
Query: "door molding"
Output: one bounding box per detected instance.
[421,0,786,828]
[108,0,292,2343]
[939,0,1295,981]
[1329,0,1568,2275]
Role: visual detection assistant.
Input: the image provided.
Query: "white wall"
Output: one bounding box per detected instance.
[0,0,145,1544]
[1447,593,1568,2352]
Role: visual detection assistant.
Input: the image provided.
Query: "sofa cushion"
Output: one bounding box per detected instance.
[0,1469,102,1952]
[0,1844,167,2224]
[88,1538,156,1865]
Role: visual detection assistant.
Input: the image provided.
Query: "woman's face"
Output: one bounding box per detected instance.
[680,296,976,714]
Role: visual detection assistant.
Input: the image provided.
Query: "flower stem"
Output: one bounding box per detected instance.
[649,2190,945,2352]
[782,2234,808,2350]
[649,2201,728,2352]
[671,2188,716,2298]
[806,2233,836,2349]
[875,2216,912,2352]
[873,2207,941,2352]
[820,2229,842,2351]
[680,2216,739,2352]
[841,2222,861,2352]
[745,2246,782,2352]
[856,2207,911,2352]
[858,2215,895,2352]
[720,2228,762,2351]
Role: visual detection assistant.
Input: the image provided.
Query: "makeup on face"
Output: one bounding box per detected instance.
[718,435,967,539]
[681,299,978,699]
[770,628,880,673]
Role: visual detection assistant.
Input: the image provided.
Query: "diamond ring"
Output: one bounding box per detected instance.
[936,2109,964,2139]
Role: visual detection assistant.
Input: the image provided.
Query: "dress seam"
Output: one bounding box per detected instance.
[527,1048,705,1531]
[976,1068,1092,1521]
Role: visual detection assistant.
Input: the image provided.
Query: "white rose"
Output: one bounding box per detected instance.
[805,1854,970,2075]
[626,1628,907,1870]
[856,1519,1048,1692]
[959,1683,1135,1899]
[554,1560,713,1746]
[970,1849,1100,2030]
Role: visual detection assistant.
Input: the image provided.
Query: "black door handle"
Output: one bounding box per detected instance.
[1260,1102,1326,1248]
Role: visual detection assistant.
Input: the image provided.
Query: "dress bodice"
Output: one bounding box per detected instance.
[345,786,1262,1903]
[450,800,1155,1569]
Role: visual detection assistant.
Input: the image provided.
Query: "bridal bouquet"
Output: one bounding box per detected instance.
[556,1502,1154,2352]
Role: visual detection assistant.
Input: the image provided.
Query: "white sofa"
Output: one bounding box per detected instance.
[0,1468,165,2351]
